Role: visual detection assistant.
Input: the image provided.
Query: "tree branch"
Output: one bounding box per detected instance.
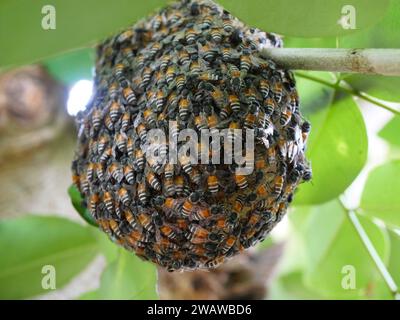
[261,48,400,76]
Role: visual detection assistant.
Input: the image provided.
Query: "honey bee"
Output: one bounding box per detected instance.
[209,85,224,107]
[280,109,292,126]
[165,65,177,84]
[256,183,268,197]
[180,192,199,217]
[108,82,119,100]
[122,87,137,105]
[222,13,233,33]
[178,96,190,121]
[194,110,207,131]
[175,74,186,92]
[220,104,232,120]
[121,112,130,132]
[205,108,219,130]
[202,14,213,29]
[186,224,220,244]
[108,162,123,182]
[228,94,241,113]
[104,114,114,131]
[86,162,96,182]
[163,163,174,180]
[272,81,283,103]
[117,29,134,43]
[176,45,190,66]
[109,220,122,238]
[124,210,138,229]
[174,175,185,195]
[301,121,311,144]
[192,207,211,221]
[234,174,248,189]
[205,256,224,269]
[259,79,270,98]
[169,10,182,24]
[136,123,147,143]
[206,165,219,194]
[137,211,154,232]
[210,27,222,43]
[96,162,105,181]
[98,218,111,235]
[103,190,114,213]
[88,192,100,217]
[122,47,134,60]
[228,64,243,91]
[134,148,145,171]
[163,197,182,215]
[149,42,162,58]
[221,234,237,253]
[117,187,130,206]
[155,89,165,110]
[160,54,171,71]
[78,172,89,194]
[146,171,161,191]
[137,179,149,204]
[220,43,231,62]
[109,101,121,123]
[228,119,240,143]
[91,109,102,136]
[115,132,127,153]
[240,50,252,73]
[185,27,197,44]
[152,14,163,30]
[114,63,126,82]
[189,167,202,185]
[179,154,193,175]
[159,224,178,240]
[189,58,202,74]
[200,43,216,61]
[272,170,285,197]
[140,67,153,89]
[244,105,257,129]
[143,109,157,127]
[267,146,277,167]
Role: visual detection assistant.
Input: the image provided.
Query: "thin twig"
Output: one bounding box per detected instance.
[295,72,400,116]
[338,199,400,299]
[261,48,400,76]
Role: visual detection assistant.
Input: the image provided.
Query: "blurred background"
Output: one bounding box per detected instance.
[0,0,399,300]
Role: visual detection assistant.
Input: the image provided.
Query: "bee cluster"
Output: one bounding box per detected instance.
[72,0,311,271]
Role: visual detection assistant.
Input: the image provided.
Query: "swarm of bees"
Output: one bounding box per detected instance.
[72,0,311,271]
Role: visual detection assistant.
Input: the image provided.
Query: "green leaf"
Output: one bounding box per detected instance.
[216,0,389,38]
[379,116,400,147]
[78,289,101,300]
[360,160,400,229]
[44,48,95,86]
[294,92,368,205]
[95,231,120,263]
[340,0,400,48]
[68,185,98,227]
[345,75,400,103]
[269,271,325,300]
[303,200,390,299]
[97,248,158,300]
[0,215,98,299]
[0,0,167,68]
[295,71,335,117]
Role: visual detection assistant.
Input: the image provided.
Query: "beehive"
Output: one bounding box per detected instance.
[72,0,311,271]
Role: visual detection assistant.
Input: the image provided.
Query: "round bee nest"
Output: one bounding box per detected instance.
[72,0,311,271]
